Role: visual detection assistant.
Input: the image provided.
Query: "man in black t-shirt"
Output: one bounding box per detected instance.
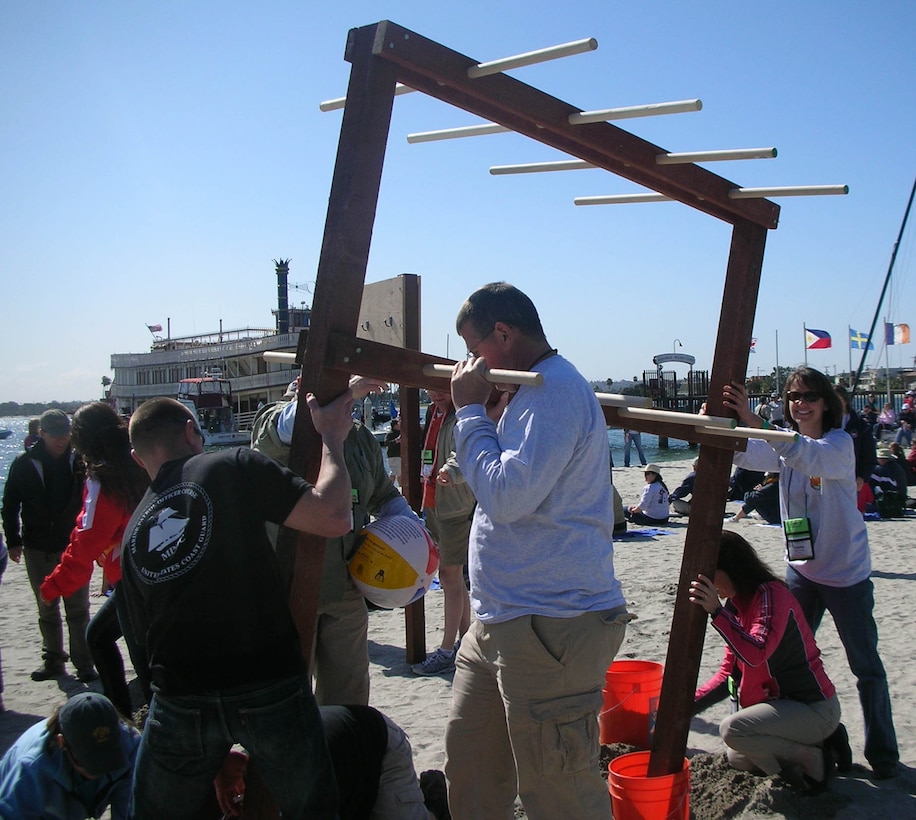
[121,394,354,820]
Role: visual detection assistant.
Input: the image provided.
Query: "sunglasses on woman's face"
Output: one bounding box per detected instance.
[786,391,821,403]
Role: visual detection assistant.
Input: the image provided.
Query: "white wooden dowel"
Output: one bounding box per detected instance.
[490,159,596,175]
[263,351,297,363]
[594,393,653,409]
[407,123,510,143]
[423,363,543,386]
[575,193,671,206]
[575,185,849,206]
[616,406,737,429]
[702,425,799,443]
[468,38,597,78]
[729,185,849,199]
[319,83,415,112]
[569,99,702,126]
[656,148,777,165]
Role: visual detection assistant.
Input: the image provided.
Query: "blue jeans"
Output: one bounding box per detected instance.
[786,568,898,769]
[130,673,338,819]
[623,432,646,467]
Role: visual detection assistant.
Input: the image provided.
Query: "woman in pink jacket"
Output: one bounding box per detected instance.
[40,403,149,716]
[689,531,847,793]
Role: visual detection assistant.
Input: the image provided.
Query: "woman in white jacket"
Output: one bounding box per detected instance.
[720,366,898,780]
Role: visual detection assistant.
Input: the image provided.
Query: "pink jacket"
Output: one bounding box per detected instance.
[696,581,835,708]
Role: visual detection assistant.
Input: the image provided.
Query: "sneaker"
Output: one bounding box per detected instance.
[31,664,66,682]
[77,669,100,683]
[411,648,456,676]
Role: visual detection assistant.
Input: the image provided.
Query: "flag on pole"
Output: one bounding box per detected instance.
[849,328,874,350]
[805,328,831,349]
[885,322,910,345]
[749,338,757,354]
[147,323,163,333]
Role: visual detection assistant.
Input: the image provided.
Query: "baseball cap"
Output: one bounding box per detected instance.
[59,693,127,776]
[39,409,71,437]
[876,447,893,459]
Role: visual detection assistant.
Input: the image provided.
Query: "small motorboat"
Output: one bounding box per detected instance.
[0,429,12,440]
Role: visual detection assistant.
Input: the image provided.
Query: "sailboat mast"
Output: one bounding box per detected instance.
[851,176,916,394]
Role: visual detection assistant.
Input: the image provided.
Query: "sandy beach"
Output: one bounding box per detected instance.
[1,451,914,817]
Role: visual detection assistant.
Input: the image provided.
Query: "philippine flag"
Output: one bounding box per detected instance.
[805,328,831,349]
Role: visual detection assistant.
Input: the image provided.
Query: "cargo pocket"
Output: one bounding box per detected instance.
[529,689,601,774]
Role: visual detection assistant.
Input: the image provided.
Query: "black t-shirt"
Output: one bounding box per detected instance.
[120,448,309,695]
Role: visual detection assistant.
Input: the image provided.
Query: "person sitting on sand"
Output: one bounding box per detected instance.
[669,458,698,516]
[726,473,781,524]
[625,464,670,525]
[0,692,140,819]
[689,531,847,794]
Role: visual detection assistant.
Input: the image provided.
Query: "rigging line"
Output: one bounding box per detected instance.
[851,175,916,395]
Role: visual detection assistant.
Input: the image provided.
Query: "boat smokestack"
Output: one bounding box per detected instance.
[274,258,290,334]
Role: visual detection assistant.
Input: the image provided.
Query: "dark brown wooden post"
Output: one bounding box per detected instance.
[244,24,399,820]
[648,219,769,775]
[398,274,429,664]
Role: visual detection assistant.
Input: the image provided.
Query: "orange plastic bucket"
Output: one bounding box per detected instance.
[608,750,689,820]
[599,660,663,747]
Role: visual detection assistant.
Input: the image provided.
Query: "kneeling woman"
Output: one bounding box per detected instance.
[689,531,842,792]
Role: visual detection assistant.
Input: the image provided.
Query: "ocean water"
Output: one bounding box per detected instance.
[606,427,696,467]
[0,417,31,498]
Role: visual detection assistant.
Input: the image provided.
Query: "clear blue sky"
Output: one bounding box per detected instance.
[2,1,915,402]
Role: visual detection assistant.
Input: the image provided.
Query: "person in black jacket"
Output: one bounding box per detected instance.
[834,386,877,507]
[1,410,94,682]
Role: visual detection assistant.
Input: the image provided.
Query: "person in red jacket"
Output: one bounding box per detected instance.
[689,530,849,794]
[40,403,149,716]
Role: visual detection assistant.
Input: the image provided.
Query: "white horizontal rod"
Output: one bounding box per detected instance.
[575,193,671,206]
[423,363,543,386]
[594,393,653,409]
[569,99,702,126]
[319,83,415,113]
[490,159,596,175]
[616,406,737,429]
[576,184,849,206]
[729,184,849,199]
[468,37,598,78]
[407,122,510,144]
[702,424,799,443]
[656,147,777,165]
[263,351,298,363]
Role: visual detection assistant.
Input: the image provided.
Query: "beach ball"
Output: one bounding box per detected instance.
[349,515,439,608]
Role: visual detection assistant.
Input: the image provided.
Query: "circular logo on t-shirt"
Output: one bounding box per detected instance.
[127,482,213,584]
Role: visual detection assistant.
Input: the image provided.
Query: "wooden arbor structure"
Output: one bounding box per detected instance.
[287,19,790,779]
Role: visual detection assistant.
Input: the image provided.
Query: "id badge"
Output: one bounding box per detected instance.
[784,516,815,561]
[421,449,434,479]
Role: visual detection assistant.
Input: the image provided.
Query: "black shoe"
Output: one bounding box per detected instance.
[77,669,99,683]
[871,761,899,780]
[824,723,853,773]
[31,664,66,682]
[419,769,451,820]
